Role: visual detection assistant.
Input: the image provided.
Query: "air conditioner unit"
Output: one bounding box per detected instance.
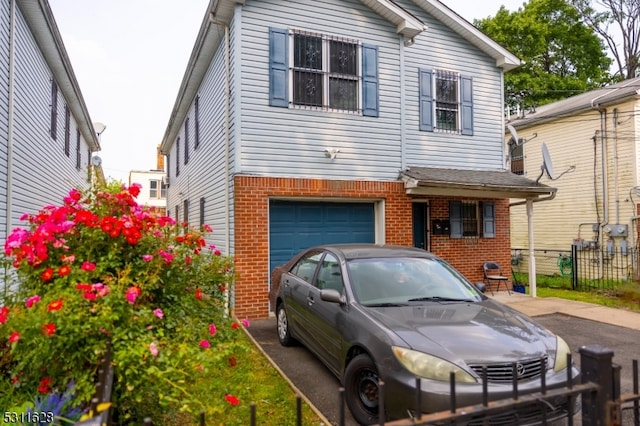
[161,175,170,187]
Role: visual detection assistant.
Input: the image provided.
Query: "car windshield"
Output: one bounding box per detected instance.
[346,257,482,305]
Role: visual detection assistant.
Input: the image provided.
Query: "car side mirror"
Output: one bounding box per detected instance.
[474,282,487,294]
[320,289,346,304]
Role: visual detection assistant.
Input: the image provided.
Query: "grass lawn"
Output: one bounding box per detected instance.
[163,326,326,425]
[513,272,640,313]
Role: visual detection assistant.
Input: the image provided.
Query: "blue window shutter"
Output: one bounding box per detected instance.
[482,202,495,238]
[269,27,289,107]
[461,75,473,135]
[419,69,433,131]
[362,44,379,117]
[449,201,462,238]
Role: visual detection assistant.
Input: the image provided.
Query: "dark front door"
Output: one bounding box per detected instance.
[412,202,429,250]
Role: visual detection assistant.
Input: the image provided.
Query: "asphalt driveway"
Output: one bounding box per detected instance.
[247,314,640,426]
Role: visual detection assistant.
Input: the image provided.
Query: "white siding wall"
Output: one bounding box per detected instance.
[166,37,231,253]
[129,170,167,210]
[5,5,92,232]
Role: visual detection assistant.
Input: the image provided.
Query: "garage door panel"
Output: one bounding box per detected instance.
[269,201,375,275]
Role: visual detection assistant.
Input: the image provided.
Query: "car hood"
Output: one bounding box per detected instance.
[364,299,554,364]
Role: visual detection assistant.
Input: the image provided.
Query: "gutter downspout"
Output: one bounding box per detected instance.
[6,0,16,245]
[209,14,231,315]
[510,192,557,298]
[590,97,609,245]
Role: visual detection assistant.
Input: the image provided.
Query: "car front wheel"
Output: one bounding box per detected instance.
[344,353,382,425]
[276,303,295,346]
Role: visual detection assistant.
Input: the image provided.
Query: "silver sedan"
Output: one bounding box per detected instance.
[270,244,579,425]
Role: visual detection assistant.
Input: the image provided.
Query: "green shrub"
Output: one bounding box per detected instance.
[0,184,245,423]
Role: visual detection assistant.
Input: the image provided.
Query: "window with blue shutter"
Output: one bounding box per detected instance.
[449,201,495,238]
[419,69,433,131]
[461,75,473,135]
[269,28,378,115]
[362,44,379,117]
[482,202,495,238]
[420,70,473,134]
[269,27,289,107]
[449,201,462,238]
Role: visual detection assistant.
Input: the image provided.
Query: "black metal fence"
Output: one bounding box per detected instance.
[511,247,640,291]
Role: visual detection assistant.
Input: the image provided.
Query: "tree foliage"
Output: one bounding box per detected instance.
[476,0,612,108]
[571,0,640,80]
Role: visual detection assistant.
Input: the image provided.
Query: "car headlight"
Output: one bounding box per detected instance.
[392,346,477,383]
[553,336,571,372]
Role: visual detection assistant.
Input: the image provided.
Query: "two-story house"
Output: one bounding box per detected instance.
[159,0,555,319]
[508,77,640,276]
[1,1,100,265]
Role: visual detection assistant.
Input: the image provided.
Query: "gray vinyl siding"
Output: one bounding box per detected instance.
[232,0,506,179]
[4,4,91,233]
[238,0,403,180]
[0,0,9,244]
[401,0,506,170]
[166,39,231,254]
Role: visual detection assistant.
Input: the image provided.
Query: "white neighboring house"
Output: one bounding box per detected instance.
[128,169,167,215]
[1,1,100,256]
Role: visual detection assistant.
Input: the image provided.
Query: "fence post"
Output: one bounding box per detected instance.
[580,344,615,426]
[571,243,578,290]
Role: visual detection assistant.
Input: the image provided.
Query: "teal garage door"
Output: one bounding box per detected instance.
[269,200,375,274]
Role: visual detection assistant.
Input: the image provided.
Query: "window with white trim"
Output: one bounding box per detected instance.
[419,69,473,135]
[268,27,379,116]
[292,31,359,111]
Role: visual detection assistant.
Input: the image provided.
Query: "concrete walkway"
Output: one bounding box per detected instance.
[490,290,640,331]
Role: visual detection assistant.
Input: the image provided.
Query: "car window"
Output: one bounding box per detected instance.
[290,252,322,283]
[315,253,344,293]
[347,257,481,304]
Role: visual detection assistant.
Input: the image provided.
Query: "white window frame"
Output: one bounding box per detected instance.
[433,69,461,133]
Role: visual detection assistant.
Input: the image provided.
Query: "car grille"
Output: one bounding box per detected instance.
[467,356,548,383]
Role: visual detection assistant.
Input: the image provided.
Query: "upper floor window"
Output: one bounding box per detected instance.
[75,129,81,170]
[269,27,378,116]
[50,79,58,140]
[175,137,181,177]
[510,143,524,175]
[149,180,168,199]
[64,105,71,156]
[184,117,190,165]
[419,69,473,135]
[194,96,201,149]
[292,32,358,111]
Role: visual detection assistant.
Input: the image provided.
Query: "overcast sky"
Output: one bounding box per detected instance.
[48,0,527,183]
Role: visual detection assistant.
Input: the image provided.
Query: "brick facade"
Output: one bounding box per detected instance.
[233,175,512,319]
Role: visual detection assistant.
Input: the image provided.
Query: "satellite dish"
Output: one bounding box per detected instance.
[536,142,556,183]
[93,122,107,136]
[91,156,102,167]
[507,124,521,147]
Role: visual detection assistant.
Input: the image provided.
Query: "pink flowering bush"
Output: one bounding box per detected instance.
[0,183,247,423]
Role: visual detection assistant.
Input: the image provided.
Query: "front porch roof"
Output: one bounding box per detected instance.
[401,167,556,199]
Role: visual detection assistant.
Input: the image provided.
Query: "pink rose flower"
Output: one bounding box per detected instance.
[199,339,211,349]
[153,308,164,319]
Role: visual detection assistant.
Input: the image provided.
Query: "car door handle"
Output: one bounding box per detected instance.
[307,296,315,306]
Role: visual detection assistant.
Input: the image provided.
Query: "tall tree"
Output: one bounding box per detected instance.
[571,0,640,80]
[476,0,612,109]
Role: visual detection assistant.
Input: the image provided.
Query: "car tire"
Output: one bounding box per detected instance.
[276,303,295,346]
[344,353,382,425]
